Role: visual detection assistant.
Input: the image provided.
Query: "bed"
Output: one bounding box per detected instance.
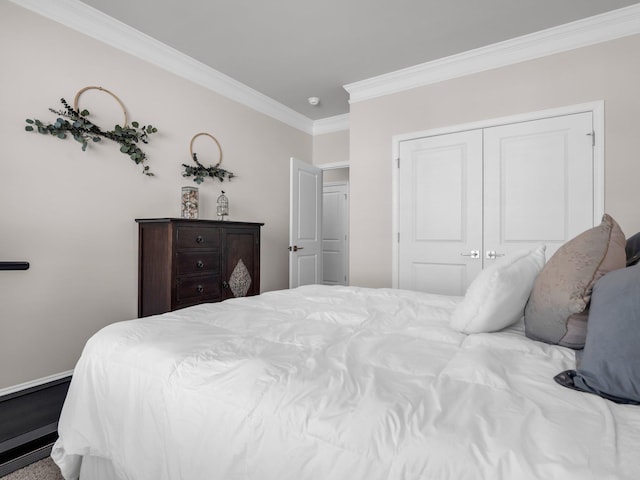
[51,280,640,480]
[52,214,640,480]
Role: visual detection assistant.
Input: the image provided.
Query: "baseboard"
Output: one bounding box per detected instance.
[0,376,71,477]
[0,371,73,398]
[0,434,56,477]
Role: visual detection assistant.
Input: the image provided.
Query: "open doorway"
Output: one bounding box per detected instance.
[322,167,349,286]
[289,160,349,288]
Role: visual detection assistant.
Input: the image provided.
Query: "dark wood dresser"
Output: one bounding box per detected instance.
[136,218,263,318]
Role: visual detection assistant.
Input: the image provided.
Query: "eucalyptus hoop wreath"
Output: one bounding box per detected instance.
[24,86,157,176]
[182,132,235,184]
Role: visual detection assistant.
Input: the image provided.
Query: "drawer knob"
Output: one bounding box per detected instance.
[196,235,204,244]
[222,281,229,289]
[196,284,204,293]
[196,260,204,269]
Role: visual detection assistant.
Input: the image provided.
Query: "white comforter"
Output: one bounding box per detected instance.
[52,286,640,480]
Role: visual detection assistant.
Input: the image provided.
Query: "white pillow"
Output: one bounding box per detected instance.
[450,245,546,334]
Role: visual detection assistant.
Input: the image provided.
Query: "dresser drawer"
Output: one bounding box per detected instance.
[176,226,221,249]
[176,251,220,275]
[176,275,221,304]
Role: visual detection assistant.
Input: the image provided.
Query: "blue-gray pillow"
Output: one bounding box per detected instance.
[555,263,640,404]
[625,231,640,266]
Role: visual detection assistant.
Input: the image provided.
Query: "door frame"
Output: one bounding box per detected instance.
[320,162,350,286]
[318,161,349,170]
[390,101,605,288]
[322,180,350,286]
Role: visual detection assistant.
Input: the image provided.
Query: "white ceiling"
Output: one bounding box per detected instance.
[73,0,640,120]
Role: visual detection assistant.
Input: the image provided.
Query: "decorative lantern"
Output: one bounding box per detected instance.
[217,190,229,220]
[181,186,199,219]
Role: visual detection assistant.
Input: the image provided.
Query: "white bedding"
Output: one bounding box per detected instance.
[52,285,640,480]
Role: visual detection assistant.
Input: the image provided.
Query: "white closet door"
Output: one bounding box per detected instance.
[483,112,594,263]
[397,111,595,296]
[398,130,483,295]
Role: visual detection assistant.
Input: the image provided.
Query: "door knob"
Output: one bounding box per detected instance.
[288,245,304,252]
[486,250,506,259]
[460,250,480,259]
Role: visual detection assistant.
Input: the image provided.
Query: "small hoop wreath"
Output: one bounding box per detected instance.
[182,132,234,184]
[190,132,223,167]
[73,86,129,127]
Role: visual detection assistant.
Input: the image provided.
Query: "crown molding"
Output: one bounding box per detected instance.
[10,0,316,134]
[344,4,640,103]
[313,114,350,135]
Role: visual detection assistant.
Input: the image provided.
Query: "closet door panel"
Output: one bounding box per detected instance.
[398,130,483,296]
[414,148,464,241]
[411,263,466,296]
[499,133,567,241]
[483,112,594,262]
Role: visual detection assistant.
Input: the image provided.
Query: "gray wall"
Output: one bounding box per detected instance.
[0,2,312,389]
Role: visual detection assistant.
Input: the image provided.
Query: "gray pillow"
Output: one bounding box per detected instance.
[554,263,640,404]
[524,214,626,349]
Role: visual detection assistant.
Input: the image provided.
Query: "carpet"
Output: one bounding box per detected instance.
[0,458,63,480]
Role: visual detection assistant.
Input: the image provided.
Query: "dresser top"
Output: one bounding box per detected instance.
[135,218,264,226]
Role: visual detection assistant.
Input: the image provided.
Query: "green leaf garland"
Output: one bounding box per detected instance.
[182,152,235,184]
[25,98,157,176]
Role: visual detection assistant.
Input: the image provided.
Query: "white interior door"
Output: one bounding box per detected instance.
[322,182,349,285]
[398,130,484,295]
[483,112,594,263]
[289,158,322,288]
[398,111,596,296]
